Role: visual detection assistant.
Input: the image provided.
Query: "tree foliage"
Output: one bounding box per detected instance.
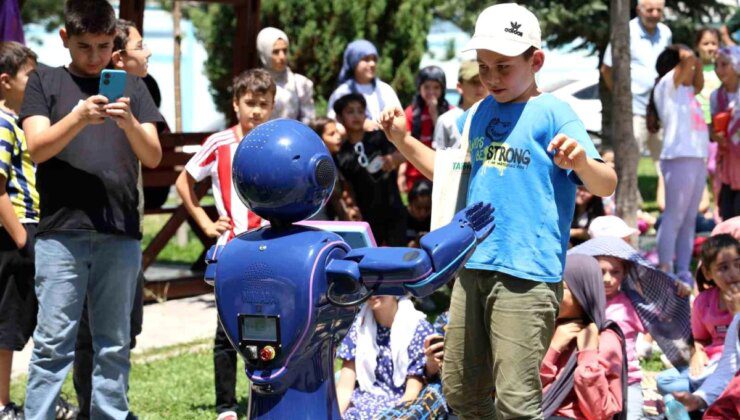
[435,0,731,57]
[189,0,434,119]
[20,0,65,31]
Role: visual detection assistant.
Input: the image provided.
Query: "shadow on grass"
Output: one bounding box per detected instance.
[190,396,249,414]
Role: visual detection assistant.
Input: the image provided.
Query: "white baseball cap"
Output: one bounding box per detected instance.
[588,216,640,239]
[463,3,542,56]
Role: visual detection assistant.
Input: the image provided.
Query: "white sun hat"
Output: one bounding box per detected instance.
[463,3,542,56]
[588,215,640,239]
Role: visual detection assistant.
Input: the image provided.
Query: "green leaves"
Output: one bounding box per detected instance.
[190,0,434,119]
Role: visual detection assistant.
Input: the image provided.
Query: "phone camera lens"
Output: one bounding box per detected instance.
[104,73,111,78]
[103,80,110,85]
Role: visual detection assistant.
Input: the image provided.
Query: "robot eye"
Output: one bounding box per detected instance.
[314,158,335,188]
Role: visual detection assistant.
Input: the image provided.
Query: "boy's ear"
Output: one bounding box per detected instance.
[60,28,69,48]
[531,50,545,73]
[232,98,239,116]
[456,82,463,95]
[111,51,124,70]
[0,73,11,90]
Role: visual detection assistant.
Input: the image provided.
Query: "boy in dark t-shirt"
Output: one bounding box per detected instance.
[19,1,162,419]
[333,93,406,246]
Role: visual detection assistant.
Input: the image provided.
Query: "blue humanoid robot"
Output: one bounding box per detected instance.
[206,119,494,419]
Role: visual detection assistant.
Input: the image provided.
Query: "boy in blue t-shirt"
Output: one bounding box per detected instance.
[379,4,617,418]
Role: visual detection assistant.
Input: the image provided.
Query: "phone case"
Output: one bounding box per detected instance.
[99,69,127,102]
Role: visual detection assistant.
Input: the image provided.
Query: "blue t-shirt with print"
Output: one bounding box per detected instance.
[456,93,600,283]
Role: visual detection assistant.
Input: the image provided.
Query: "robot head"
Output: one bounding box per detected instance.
[232,119,336,225]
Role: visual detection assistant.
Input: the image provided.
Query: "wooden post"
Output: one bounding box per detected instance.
[233,0,261,76]
[611,0,639,241]
[172,1,189,247]
[118,0,146,32]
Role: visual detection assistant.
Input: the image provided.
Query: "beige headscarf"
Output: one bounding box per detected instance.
[256,27,289,70]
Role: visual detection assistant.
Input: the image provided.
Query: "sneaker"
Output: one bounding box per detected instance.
[217,411,238,420]
[0,402,24,420]
[55,397,79,420]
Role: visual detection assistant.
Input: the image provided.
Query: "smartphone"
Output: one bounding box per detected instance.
[99,69,127,102]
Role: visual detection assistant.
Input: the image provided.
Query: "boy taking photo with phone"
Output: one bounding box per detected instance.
[19,1,162,418]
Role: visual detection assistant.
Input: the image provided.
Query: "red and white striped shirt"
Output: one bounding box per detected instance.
[185,126,263,244]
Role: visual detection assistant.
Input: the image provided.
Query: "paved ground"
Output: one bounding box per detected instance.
[11,293,218,378]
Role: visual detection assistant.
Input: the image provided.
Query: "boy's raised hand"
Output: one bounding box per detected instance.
[547,134,587,171]
[378,106,408,144]
[104,97,135,130]
[75,95,108,125]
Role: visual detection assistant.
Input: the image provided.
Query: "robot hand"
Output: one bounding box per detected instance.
[326,202,495,300]
[453,202,495,244]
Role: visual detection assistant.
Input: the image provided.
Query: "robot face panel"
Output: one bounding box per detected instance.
[232,119,336,224]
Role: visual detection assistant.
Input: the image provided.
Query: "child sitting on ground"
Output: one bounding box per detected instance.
[540,254,627,420]
[672,232,739,416]
[655,233,737,399]
[596,253,648,420]
[335,296,434,419]
[569,235,696,418]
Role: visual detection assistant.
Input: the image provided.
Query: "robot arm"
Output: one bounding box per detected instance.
[326,202,494,299]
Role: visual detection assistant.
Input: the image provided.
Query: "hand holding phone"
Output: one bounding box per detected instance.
[74,96,108,125]
[99,69,126,102]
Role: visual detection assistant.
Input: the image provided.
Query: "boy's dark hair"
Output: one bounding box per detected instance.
[646,44,692,134]
[332,93,366,117]
[309,117,336,137]
[0,42,37,77]
[64,0,116,37]
[113,19,137,52]
[408,179,432,204]
[232,68,276,101]
[698,233,740,291]
[521,46,537,60]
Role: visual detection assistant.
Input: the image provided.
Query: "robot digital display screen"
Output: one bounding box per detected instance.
[240,316,278,342]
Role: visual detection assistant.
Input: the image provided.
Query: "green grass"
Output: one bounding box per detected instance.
[11,340,251,419]
[637,157,659,212]
[639,352,665,373]
[141,215,205,265]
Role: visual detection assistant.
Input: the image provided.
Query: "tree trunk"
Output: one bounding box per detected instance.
[610,0,639,238]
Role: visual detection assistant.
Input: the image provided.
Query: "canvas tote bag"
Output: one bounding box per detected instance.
[430,102,480,230]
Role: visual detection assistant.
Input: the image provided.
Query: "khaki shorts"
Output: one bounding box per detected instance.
[441,269,562,419]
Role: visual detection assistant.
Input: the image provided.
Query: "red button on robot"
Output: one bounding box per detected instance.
[260,345,276,361]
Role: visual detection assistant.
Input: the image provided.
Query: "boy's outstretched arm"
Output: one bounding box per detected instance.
[548,134,617,197]
[378,107,436,180]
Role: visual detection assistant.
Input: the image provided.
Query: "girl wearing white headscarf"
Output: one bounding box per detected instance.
[335,296,433,419]
[256,27,315,123]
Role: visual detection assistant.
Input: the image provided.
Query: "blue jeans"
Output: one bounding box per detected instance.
[24,232,140,420]
[656,366,697,395]
[626,382,644,420]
